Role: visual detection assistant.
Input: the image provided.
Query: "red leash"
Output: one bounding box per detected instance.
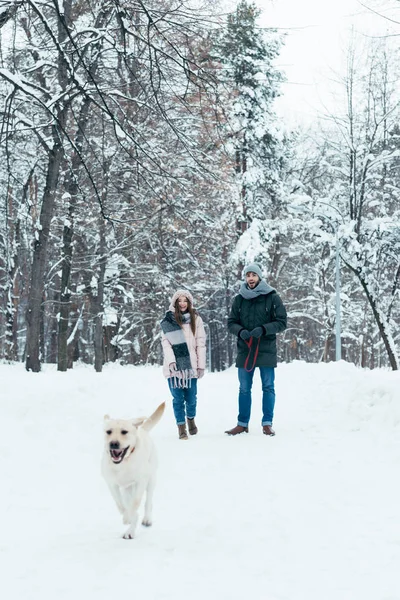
[244,337,261,372]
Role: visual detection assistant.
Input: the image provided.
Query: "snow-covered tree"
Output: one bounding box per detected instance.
[288,37,400,370]
[216,0,288,274]
[0,0,226,371]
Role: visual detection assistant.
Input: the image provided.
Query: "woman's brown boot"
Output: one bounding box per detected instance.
[178,424,188,440]
[187,417,198,435]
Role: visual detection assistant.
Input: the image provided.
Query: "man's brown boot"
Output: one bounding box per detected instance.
[187,417,198,435]
[178,424,188,440]
[224,425,248,435]
[262,425,275,436]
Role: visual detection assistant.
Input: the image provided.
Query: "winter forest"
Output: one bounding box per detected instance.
[0,0,399,373]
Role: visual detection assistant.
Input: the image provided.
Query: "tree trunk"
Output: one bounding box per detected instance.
[25,140,64,371]
[57,206,74,371]
[323,332,334,363]
[51,2,109,370]
[93,217,107,373]
[104,322,120,362]
[5,201,20,361]
[25,2,71,372]
[359,278,398,370]
[346,261,399,371]
[92,296,104,373]
[57,93,92,370]
[225,284,233,367]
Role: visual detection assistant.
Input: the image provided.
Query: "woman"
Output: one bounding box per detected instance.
[160,290,206,440]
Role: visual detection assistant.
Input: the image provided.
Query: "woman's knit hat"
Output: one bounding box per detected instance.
[169,289,194,311]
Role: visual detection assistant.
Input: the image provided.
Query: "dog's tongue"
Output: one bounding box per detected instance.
[111,449,123,460]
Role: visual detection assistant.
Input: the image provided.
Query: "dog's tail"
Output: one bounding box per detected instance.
[141,402,166,432]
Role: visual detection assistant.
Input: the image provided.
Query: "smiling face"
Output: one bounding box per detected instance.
[245,271,260,289]
[177,295,189,313]
[103,417,143,464]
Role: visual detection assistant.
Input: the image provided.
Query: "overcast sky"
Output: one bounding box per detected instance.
[255,0,400,125]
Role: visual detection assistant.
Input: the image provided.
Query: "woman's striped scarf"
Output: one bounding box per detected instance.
[160,311,194,388]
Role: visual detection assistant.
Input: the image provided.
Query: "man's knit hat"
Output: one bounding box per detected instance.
[243,262,263,280]
[169,289,194,311]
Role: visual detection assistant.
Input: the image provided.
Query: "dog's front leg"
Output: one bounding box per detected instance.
[142,472,156,527]
[121,482,146,540]
[107,483,125,517]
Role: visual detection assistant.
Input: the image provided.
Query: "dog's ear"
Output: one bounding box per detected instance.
[104,414,110,420]
[132,417,146,427]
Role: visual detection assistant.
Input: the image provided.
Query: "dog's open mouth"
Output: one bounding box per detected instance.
[110,446,130,463]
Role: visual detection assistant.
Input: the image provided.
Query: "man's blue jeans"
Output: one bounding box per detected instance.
[168,378,198,425]
[237,367,275,427]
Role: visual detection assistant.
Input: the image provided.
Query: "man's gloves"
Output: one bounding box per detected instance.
[239,329,252,341]
[249,327,264,339]
[197,369,205,379]
[239,327,264,340]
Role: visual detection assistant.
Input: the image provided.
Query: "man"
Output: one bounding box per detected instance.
[225,262,287,436]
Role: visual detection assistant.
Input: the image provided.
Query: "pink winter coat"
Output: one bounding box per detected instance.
[161,314,207,378]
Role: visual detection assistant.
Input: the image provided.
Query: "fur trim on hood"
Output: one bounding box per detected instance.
[168,289,195,311]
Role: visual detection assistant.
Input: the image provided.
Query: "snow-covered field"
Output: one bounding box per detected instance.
[1,360,400,600]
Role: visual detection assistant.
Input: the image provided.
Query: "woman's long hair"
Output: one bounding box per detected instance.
[174,297,196,335]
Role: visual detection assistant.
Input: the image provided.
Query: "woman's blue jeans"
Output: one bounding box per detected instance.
[237,367,275,427]
[168,378,198,425]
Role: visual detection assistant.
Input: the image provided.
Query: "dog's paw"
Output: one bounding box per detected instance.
[122,526,136,540]
[142,518,152,527]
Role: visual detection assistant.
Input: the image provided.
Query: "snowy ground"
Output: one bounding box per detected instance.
[1,360,400,600]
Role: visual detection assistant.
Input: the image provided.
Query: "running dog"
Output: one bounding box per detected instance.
[101,402,165,539]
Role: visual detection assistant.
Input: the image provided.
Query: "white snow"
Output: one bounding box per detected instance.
[1,360,400,600]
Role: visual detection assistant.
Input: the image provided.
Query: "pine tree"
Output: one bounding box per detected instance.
[217,0,285,244]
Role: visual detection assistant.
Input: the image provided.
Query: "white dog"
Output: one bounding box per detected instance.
[101,402,165,539]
